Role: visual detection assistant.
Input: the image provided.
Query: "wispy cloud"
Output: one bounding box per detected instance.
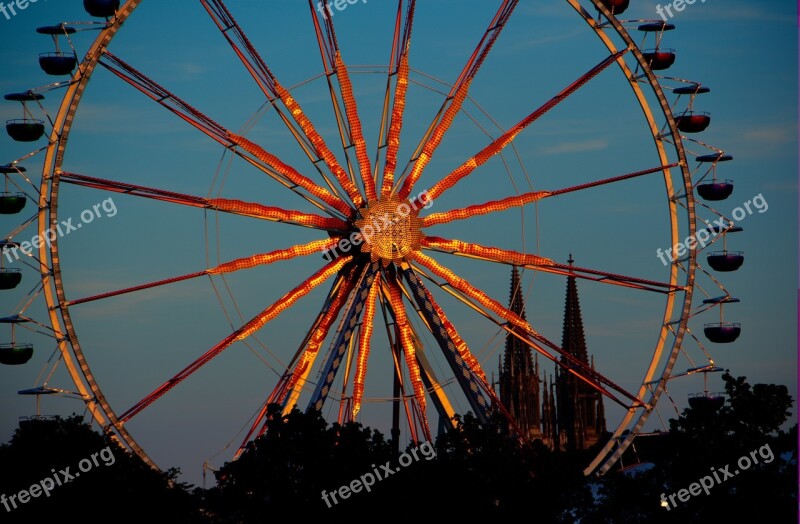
[721,121,797,157]
[740,123,796,145]
[640,1,794,23]
[539,138,609,155]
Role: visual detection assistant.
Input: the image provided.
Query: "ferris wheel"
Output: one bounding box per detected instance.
[1,0,743,478]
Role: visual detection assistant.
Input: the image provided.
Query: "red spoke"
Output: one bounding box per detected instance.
[423,190,549,228]
[59,172,348,232]
[413,271,490,387]
[421,236,681,293]
[379,1,415,197]
[396,0,520,200]
[410,251,529,332]
[118,256,352,423]
[406,270,528,440]
[279,266,363,409]
[352,278,380,418]
[227,133,353,216]
[307,1,367,207]
[409,262,643,409]
[424,164,676,227]
[427,50,628,200]
[334,51,376,202]
[386,275,431,441]
[99,51,350,217]
[200,0,349,200]
[235,267,359,458]
[67,239,338,306]
[381,53,411,198]
[422,236,554,267]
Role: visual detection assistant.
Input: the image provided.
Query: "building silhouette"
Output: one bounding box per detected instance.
[496,257,606,450]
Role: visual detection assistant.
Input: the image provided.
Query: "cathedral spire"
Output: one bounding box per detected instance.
[498,266,540,440]
[509,265,527,321]
[561,254,588,364]
[556,254,606,451]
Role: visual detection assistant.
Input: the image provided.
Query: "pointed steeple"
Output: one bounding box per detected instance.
[509,265,527,321]
[561,254,589,364]
[498,266,541,441]
[555,254,606,451]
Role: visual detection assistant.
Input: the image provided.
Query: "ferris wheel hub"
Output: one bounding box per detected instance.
[354,196,423,266]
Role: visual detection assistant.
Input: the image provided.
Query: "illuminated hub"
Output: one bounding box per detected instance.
[355,196,423,266]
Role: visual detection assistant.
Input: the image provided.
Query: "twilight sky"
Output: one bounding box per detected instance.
[0,0,796,486]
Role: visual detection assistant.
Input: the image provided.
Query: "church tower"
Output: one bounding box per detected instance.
[555,255,606,450]
[497,267,543,440]
[496,260,606,451]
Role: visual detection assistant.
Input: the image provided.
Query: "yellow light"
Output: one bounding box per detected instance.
[355,196,423,266]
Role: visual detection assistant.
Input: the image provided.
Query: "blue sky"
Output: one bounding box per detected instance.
[0,1,796,486]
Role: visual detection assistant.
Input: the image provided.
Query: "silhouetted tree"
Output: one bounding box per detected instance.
[0,415,200,522]
[204,407,592,522]
[584,372,797,522]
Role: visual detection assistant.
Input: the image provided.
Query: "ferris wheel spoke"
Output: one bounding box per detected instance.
[199,1,337,197]
[426,49,628,201]
[203,0,365,207]
[279,264,364,411]
[307,262,380,412]
[399,265,495,422]
[424,163,678,227]
[308,1,374,208]
[225,133,352,217]
[97,51,351,218]
[410,251,529,332]
[409,261,643,410]
[118,256,352,424]
[235,265,361,458]
[379,1,416,198]
[386,275,432,442]
[351,277,380,419]
[421,236,681,294]
[333,53,375,202]
[66,239,339,307]
[395,0,520,200]
[59,172,348,232]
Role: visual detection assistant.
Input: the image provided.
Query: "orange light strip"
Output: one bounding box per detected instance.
[334,52,375,202]
[68,239,340,307]
[210,198,347,230]
[421,236,554,268]
[272,80,364,208]
[410,251,531,334]
[227,132,353,216]
[381,52,410,198]
[119,256,352,423]
[427,131,526,202]
[387,277,431,440]
[397,79,472,200]
[281,269,359,405]
[423,189,549,228]
[427,49,628,201]
[352,278,380,418]
[235,256,352,341]
[417,281,488,386]
[208,238,338,275]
